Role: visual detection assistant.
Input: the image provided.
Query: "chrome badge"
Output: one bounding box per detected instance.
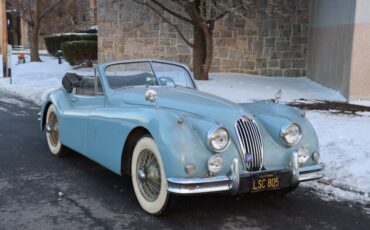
[245,153,253,163]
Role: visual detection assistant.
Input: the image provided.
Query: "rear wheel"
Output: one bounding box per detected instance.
[131,136,169,215]
[45,104,66,156]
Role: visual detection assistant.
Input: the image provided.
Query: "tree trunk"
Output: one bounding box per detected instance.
[193,25,209,80]
[29,23,41,62]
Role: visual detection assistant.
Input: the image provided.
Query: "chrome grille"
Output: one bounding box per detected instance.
[235,117,263,171]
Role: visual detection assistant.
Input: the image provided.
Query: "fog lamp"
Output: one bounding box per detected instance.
[185,163,197,175]
[297,147,309,164]
[208,154,223,174]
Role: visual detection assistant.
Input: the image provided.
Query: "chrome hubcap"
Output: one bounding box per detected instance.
[136,149,161,202]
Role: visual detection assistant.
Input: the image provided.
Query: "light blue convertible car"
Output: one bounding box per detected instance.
[39,59,324,215]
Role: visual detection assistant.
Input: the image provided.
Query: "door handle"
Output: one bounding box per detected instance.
[70,98,76,103]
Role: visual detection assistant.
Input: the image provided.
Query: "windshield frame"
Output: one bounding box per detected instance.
[103,59,197,91]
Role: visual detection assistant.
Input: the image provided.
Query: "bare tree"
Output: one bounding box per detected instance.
[131,0,243,80]
[11,0,63,61]
[131,0,293,80]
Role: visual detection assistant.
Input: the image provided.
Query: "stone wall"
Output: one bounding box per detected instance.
[98,0,309,77]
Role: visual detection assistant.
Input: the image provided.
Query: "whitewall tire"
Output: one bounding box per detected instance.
[131,136,169,215]
[45,104,65,156]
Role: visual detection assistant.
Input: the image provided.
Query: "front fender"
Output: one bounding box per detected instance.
[39,88,67,131]
[151,111,242,178]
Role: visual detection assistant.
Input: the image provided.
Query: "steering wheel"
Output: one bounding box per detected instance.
[158,76,176,87]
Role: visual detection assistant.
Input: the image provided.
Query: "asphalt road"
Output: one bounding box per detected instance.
[0,90,369,230]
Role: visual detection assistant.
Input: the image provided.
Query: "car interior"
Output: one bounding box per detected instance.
[62,73,103,96]
[106,72,157,89]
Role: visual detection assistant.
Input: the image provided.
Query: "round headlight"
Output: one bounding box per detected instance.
[208,154,223,174]
[206,127,230,152]
[280,123,302,146]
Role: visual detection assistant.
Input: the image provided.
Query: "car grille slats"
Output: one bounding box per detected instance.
[235,117,263,171]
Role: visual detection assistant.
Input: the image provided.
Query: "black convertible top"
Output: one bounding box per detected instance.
[62,73,84,93]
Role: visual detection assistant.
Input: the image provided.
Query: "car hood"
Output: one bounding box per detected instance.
[113,87,247,123]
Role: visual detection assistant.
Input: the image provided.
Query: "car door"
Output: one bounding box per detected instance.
[62,75,106,156]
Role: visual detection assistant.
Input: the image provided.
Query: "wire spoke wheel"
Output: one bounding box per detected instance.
[136,149,161,202]
[131,136,169,215]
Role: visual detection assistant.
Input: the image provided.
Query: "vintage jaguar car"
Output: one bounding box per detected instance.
[39,59,324,215]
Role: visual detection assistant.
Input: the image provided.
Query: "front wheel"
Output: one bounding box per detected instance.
[45,104,66,156]
[131,136,169,215]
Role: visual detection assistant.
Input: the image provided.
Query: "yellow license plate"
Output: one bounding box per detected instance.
[251,173,280,193]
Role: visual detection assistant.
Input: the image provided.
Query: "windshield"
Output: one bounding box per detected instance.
[104,61,195,90]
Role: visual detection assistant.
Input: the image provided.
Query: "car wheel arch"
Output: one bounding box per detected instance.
[41,101,53,131]
[121,126,151,176]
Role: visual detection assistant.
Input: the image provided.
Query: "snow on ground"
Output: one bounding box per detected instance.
[0,54,91,104]
[0,54,369,206]
[304,112,370,204]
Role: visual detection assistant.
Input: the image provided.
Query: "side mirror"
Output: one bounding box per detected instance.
[62,73,83,93]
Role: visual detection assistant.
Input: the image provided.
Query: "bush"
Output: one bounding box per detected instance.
[61,40,97,66]
[44,34,97,56]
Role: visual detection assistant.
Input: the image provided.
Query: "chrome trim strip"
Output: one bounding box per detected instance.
[299,163,324,173]
[298,163,325,182]
[299,172,323,182]
[167,176,229,185]
[235,120,246,154]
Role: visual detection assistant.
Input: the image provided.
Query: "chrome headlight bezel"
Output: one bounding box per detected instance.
[206,126,231,153]
[280,123,302,146]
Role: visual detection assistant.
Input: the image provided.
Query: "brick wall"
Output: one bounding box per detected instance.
[98,0,309,77]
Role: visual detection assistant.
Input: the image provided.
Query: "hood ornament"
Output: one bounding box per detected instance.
[274,89,282,103]
[145,89,157,103]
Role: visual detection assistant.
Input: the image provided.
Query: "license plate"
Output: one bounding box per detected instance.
[251,173,281,193]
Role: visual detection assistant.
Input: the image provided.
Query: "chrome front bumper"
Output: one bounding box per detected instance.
[167,153,324,194]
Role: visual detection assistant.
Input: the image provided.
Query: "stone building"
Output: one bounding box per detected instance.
[98,0,309,77]
[97,0,370,100]
[308,0,370,100]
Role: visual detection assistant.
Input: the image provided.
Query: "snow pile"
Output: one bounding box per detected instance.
[198,73,345,103]
[0,54,369,205]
